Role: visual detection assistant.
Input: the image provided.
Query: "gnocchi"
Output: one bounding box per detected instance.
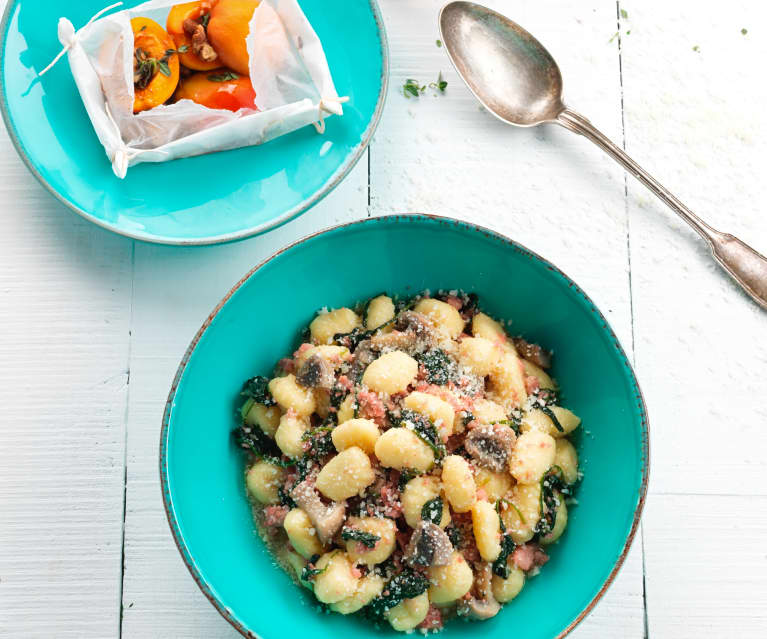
[362,350,418,394]
[245,460,285,504]
[401,476,451,528]
[234,291,582,632]
[310,307,361,344]
[331,418,380,454]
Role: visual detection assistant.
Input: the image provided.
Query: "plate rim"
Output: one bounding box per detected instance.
[159,213,651,639]
[0,0,390,246]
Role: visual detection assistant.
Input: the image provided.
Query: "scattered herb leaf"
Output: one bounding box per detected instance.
[436,39,442,48]
[620,8,628,19]
[403,78,424,98]
[741,28,748,35]
[208,71,239,82]
[692,45,700,52]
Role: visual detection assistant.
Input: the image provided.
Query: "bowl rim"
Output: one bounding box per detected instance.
[0,0,390,246]
[159,213,650,638]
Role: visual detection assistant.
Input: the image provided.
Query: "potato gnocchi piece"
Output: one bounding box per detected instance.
[269,374,316,416]
[243,402,281,438]
[401,475,451,528]
[500,481,541,544]
[310,308,361,345]
[521,359,556,390]
[385,591,430,632]
[475,467,512,503]
[274,413,310,459]
[540,495,568,545]
[331,418,380,454]
[295,344,351,368]
[414,298,465,339]
[403,391,455,439]
[330,574,385,614]
[428,551,474,604]
[472,312,514,351]
[313,551,359,604]
[521,407,581,438]
[458,336,500,377]
[374,428,435,471]
[510,430,556,483]
[441,454,476,513]
[554,438,579,485]
[489,350,528,410]
[471,398,508,425]
[316,447,375,501]
[343,516,397,565]
[283,508,325,558]
[471,500,502,562]
[365,295,395,330]
[491,564,526,603]
[362,351,418,395]
[245,460,285,504]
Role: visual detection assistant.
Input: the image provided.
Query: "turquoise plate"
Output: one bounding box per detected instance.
[0,0,387,245]
[161,215,649,638]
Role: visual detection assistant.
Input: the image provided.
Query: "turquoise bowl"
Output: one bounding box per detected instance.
[161,215,649,638]
[0,0,387,245]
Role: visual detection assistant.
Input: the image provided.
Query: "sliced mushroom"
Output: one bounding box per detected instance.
[403,521,453,567]
[290,480,346,544]
[394,311,438,352]
[512,338,552,369]
[465,424,516,472]
[296,354,334,390]
[348,339,378,380]
[458,563,501,620]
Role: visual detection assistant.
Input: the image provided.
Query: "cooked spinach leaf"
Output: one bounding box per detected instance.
[416,348,453,385]
[341,527,381,549]
[233,425,286,465]
[421,497,443,525]
[366,570,430,618]
[397,409,446,459]
[240,375,275,405]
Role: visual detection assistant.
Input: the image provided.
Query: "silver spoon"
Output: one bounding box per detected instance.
[439,1,767,311]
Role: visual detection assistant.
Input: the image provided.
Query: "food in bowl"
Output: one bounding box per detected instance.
[234,291,582,632]
[131,0,259,113]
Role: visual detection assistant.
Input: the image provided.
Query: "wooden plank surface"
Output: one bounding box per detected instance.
[620,2,767,636]
[0,122,134,637]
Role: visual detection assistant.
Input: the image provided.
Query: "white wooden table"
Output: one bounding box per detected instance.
[2,1,766,637]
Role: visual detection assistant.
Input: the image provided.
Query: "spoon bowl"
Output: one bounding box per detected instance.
[439,1,767,310]
[439,1,564,126]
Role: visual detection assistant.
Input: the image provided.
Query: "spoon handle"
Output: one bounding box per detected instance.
[557,107,767,310]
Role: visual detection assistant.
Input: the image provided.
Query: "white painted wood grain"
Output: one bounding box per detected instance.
[0,122,134,637]
[644,494,767,637]
[622,1,767,497]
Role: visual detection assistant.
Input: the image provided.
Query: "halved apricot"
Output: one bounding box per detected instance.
[174,70,257,111]
[131,17,180,113]
[166,1,221,71]
[207,0,260,76]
